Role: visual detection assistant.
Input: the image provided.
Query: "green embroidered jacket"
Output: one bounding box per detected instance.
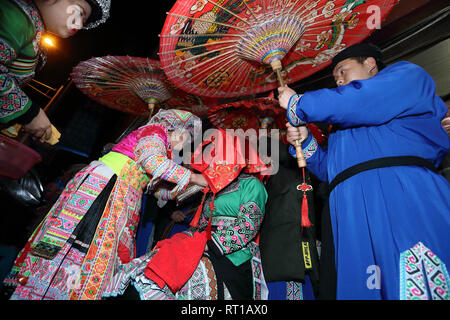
[0,0,46,124]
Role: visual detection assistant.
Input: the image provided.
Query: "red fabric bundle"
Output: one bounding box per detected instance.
[144,231,208,293]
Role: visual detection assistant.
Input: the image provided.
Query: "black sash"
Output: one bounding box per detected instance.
[328,156,438,193]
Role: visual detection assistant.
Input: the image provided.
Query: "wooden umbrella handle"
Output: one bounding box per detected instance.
[295,139,307,168]
[271,59,307,168]
[148,103,155,120]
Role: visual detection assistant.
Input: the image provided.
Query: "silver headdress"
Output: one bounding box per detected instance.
[84,0,111,29]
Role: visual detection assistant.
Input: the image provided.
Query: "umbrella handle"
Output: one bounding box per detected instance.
[271,59,307,168]
[148,103,155,120]
[271,60,285,87]
[294,139,307,168]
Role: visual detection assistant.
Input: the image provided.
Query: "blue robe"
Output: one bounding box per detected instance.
[288,61,450,300]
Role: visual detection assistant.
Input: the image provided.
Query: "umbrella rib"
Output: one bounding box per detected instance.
[204,0,251,26]
[167,12,246,32]
[291,0,315,17]
[304,7,396,34]
[158,39,238,55]
[160,33,243,39]
[269,0,280,20]
[224,59,255,94]
[165,49,237,77]
[190,52,238,79]
[195,57,243,91]
[241,0,258,21]
[261,0,267,16]
[284,0,304,16]
[94,57,137,84]
[296,37,323,44]
[165,44,236,68]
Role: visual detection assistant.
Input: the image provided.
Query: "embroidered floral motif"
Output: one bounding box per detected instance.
[303,136,318,160]
[287,94,305,126]
[212,201,263,255]
[400,242,450,300]
[287,281,303,300]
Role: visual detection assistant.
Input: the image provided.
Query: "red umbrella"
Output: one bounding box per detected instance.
[71,56,217,117]
[208,95,284,130]
[159,0,397,227]
[159,0,398,98]
[159,0,397,168]
[208,93,328,144]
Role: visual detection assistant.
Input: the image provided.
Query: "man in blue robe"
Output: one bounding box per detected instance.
[278,43,450,300]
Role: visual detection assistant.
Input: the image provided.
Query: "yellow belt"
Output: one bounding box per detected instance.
[99,151,132,176]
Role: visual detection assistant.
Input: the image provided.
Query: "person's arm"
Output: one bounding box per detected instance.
[286,123,329,182]
[207,178,267,256]
[134,126,192,186]
[0,15,51,139]
[286,62,442,128]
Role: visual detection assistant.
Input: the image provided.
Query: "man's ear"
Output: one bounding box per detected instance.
[365,57,378,75]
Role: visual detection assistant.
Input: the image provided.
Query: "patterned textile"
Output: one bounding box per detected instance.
[211,201,262,256]
[302,136,318,160]
[147,109,202,138]
[287,281,303,300]
[287,94,305,126]
[189,127,271,235]
[104,252,226,300]
[0,0,45,123]
[102,174,268,300]
[114,112,200,204]
[31,162,113,259]
[134,124,191,201]
[7,161,113,300]
[70,159,148,300]
[5,117,195,299]
[400,242,450,300]
[176,256,219,300]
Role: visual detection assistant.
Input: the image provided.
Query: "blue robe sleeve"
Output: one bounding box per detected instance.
[293,62,443,128]
[289,134,329,182]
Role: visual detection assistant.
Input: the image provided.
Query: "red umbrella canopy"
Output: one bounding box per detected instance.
[207,96,328,144]
[159,0,398,98]
[71,56,218,116]
[208,95,286,131]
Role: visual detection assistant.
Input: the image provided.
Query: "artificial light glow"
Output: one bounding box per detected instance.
[43,36,55,47]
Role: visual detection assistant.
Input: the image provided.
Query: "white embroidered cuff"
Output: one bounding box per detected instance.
[287,94,305,126]
[302,136,318,160]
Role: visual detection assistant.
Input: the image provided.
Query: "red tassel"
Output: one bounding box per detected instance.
[206,194,216,240]
[301,192,312,228]
[189,187,209,228]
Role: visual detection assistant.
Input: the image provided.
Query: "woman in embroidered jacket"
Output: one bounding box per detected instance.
[0,0,110,141]
[102,130,269,300]
[4,109,209,300]
[278,43,450,300]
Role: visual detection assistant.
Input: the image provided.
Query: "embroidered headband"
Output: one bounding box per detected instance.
[84,0,111,29]
[147,109,202,138]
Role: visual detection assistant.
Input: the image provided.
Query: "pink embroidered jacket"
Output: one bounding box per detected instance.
[112,123,191,200]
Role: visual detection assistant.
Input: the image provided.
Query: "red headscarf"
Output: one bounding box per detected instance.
[188,129,271,233]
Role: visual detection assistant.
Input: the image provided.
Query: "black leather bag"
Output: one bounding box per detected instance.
[0,168,44,207]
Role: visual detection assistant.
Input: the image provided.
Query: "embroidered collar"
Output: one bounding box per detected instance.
[208,173,254,199]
